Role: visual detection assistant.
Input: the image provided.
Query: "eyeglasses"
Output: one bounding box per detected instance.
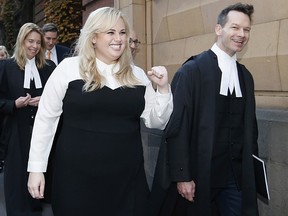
[129,38,141,47]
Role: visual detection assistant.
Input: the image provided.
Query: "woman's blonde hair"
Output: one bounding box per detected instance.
[0,45,10,58]
[74,7,138,92]
[13,23,46,70]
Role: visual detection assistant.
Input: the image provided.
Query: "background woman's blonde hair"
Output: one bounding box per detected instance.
[74,7,138,92]
[13,23,46,70]
[0,45,10,58]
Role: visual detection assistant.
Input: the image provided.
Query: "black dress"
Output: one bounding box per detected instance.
[28,57,174,216]
[52,81,149,215]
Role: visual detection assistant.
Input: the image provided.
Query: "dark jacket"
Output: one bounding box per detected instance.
[55,44,71,63]
[149,50,259,216]
[0,58,56,215]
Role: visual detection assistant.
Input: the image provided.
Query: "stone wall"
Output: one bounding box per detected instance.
[119,0,288,110]
[82,0,114,22]
[257,109,288,215]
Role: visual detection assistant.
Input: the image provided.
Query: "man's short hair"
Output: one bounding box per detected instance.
[217,3,254,27]
[42,23,59,34]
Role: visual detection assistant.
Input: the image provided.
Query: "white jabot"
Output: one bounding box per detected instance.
[211,43,242,97]
[96,58,120,90]
[23,58,42,89]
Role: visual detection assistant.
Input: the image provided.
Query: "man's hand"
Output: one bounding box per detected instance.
[177,180,196,202]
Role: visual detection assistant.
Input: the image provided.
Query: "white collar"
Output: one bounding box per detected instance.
[23,58,42,89]
[96,58,120,90]
[211,43,242,97]
[48,46,56,54]
[96,58,119,75]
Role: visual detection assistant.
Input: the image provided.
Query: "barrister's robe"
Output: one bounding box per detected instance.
[148,50,259,216]
[0,58,56,215]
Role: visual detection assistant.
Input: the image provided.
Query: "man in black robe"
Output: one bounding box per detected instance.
[150,3,259,216]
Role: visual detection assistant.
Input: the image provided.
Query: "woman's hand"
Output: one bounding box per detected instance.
[147,66,169,94]
[15,93,31,108]
[28,96,40,107]
[27,172,45,199]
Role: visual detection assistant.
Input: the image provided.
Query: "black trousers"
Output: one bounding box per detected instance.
[211,175,242,216]
[158,178,241,216]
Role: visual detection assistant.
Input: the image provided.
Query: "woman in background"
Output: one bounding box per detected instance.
[0,45,9,60]
[0,23,56,216]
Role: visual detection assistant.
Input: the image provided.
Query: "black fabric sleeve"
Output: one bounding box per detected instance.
[165,66,194,182]
[0,60,16,114]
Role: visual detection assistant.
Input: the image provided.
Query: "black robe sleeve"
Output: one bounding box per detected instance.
[0,60,16,114]
[165,59,200,182]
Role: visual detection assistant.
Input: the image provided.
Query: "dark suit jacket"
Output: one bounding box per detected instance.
[149,50,259,216]
[55,44,70,63]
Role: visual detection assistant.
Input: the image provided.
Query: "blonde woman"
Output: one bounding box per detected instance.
[27,7,172,216]
[0,23,56,216]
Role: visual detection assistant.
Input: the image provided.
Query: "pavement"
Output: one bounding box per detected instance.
[0,171,54,216]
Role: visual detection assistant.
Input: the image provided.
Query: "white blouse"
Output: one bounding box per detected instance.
[27,56,173,172]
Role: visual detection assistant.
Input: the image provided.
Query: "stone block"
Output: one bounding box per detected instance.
[240,21,279,59]
[167,8,204,40]
[240,57,280,91]
[269,122,288,165]
[185,33,215,57]
[255,95,288,109]
[278,19,288,91]
[153,39,187,65]
[167,0,200,15]
[141,120,163,190]
[256,109,288,215]
[252,0,288,24]
[278,19,288,55]
[152,0,170,43]
[278,55,288,91]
